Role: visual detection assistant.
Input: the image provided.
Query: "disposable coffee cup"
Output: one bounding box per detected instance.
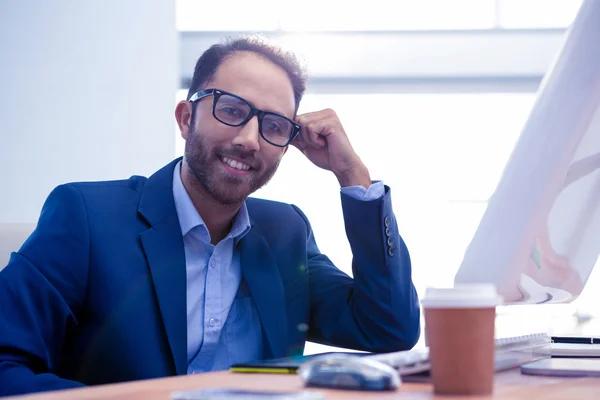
[421,284,503,395]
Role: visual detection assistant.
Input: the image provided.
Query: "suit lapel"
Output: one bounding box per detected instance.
[136,158,289,370]
[239,231,288,359]
[138,158,187,376]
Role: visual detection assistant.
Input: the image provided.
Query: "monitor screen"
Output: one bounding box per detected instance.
[455,0,600,304]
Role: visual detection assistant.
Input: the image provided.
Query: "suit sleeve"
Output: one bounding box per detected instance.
[293,185,420,353]
[0,184,89,396]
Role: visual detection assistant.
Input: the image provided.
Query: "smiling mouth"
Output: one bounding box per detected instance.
[221,156,252,171]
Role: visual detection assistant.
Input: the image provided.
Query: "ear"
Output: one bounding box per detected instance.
[175,100,193,140]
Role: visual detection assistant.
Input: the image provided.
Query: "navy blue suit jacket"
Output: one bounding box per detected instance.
[0,158,420,396]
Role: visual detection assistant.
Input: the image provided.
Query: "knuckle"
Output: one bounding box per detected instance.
[324,108,337,117]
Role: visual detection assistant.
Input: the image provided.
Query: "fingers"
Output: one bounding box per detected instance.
[296,108,337,126]
[296,109,339,149]
[290,136,307,152]
[303,121,329,148]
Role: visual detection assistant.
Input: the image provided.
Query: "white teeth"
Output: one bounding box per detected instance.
[222,157,250,171]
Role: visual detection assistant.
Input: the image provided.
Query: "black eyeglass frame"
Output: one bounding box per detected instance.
[188,88,301,147]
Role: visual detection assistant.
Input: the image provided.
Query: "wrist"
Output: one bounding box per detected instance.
[335,164,371,189]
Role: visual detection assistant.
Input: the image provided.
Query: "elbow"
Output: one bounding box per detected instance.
[403,313,422,350]
[390,308,422,351]
[385,300,422,351]
[365,305,422,353]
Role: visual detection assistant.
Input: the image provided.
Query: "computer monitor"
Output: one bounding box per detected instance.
[455,0,600,305]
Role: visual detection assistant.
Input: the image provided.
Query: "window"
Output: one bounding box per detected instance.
[498,0,584,29]
[177,0,583,31]
[281,0,496,31]
[176,0,282,31]
[176,0,497,32]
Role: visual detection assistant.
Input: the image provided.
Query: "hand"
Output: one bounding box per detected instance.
[293,109,371,188]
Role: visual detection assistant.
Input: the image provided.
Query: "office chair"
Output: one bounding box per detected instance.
[0,223,35,270]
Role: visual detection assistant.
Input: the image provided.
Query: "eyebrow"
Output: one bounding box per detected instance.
[241,96,292,119]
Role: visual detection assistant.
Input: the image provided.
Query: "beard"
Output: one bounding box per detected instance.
[184,126,282,206]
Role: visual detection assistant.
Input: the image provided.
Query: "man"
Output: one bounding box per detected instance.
[0,36,420,396]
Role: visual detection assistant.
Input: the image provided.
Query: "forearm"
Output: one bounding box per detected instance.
[0,362,84,396]
[335,162,372,190]
[0,184,90,396]
[0,255,84,396]
[302,187,420,353]
[338,186,420,350]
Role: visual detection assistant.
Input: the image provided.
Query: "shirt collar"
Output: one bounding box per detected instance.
[172,160,251,243]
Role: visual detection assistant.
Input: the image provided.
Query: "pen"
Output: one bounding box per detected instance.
[551,336,600,344]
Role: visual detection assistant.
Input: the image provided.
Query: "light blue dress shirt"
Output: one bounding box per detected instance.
[172,160,384,374]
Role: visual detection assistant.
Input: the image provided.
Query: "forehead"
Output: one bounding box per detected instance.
[208,52,296,118]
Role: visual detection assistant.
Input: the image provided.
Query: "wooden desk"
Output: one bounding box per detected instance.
[4,369,599,400]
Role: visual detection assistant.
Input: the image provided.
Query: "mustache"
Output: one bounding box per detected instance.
[219,147,261,169]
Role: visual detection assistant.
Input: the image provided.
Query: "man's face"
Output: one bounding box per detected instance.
[182,52,296,205]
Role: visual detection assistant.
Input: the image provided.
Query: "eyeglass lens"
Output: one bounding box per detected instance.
[214,94,294,146]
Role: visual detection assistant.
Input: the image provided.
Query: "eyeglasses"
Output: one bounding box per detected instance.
[188,88,301,147]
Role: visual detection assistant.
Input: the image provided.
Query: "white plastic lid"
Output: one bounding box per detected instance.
[420,284,504,308]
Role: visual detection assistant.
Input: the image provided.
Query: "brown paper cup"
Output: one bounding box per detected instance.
[425,307,496,395]
[422,285,502,396]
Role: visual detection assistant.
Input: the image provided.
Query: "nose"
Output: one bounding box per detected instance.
[231,115,260,152]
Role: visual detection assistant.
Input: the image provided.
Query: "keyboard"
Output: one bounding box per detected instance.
[365,333,552,377]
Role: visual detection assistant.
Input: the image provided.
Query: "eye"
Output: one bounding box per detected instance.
[264,120,284,135]
[219,105,244,119]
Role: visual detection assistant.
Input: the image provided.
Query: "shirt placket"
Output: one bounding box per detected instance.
[198,250,222,360]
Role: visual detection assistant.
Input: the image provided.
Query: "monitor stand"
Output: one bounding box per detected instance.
[521,341,600,376]
[516,275,574,304]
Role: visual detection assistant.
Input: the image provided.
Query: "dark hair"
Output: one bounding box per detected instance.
[187,35,307,112]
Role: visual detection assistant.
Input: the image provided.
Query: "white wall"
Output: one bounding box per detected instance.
[0,1,178,223]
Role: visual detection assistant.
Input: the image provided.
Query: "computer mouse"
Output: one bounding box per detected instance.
[298,354,401,391]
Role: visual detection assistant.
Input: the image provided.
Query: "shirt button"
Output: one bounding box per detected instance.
[209,318,216,327]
